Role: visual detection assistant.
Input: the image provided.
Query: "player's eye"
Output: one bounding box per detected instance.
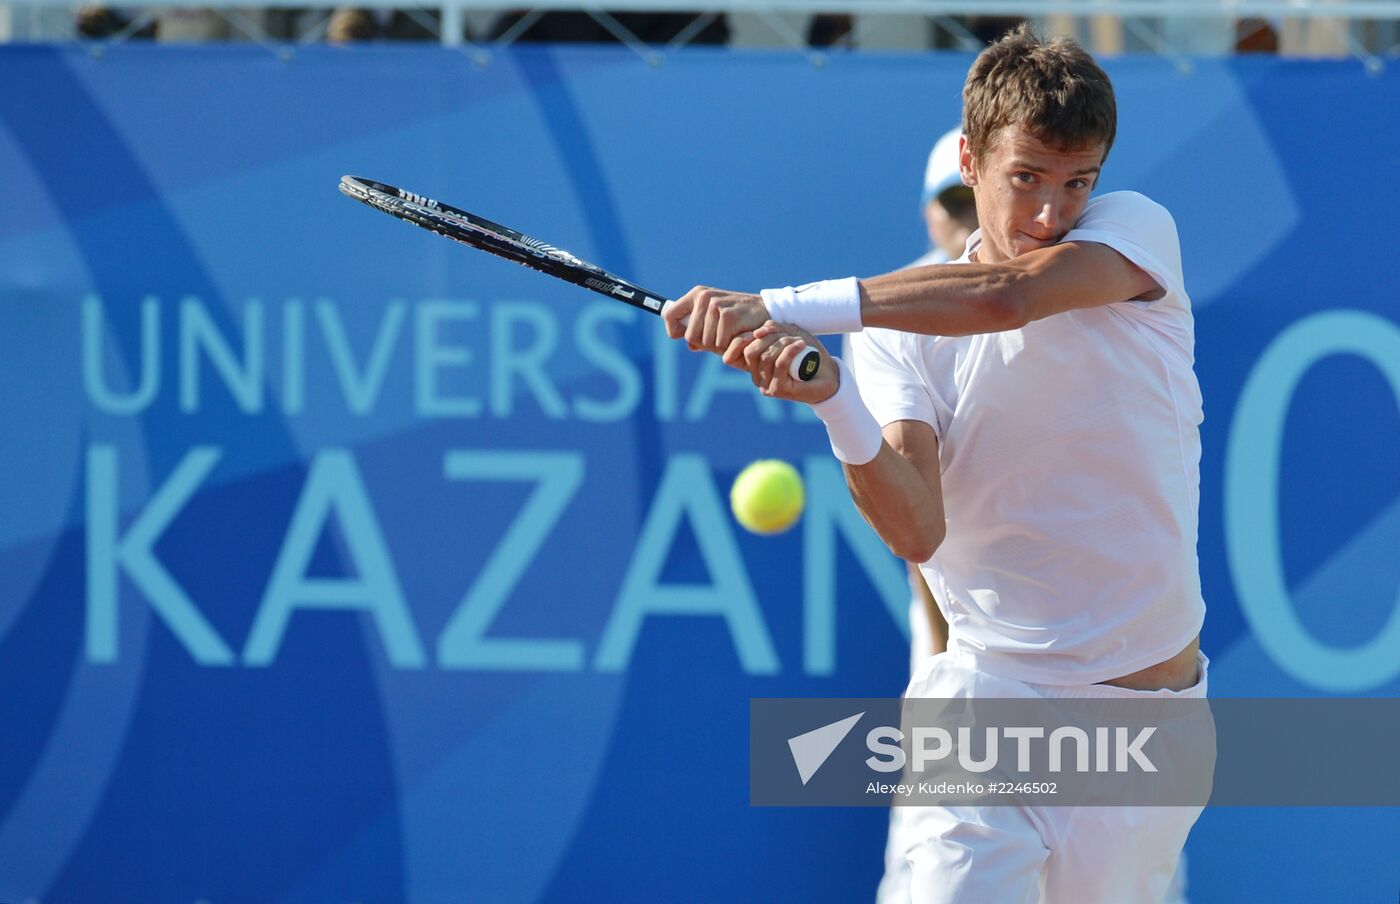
[1068,179,1089,190]
[1013,172,1035,184]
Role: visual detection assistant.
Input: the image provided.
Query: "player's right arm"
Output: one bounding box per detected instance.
[736,324,946,563]
[848,419,945,563]
[667,193,1182,351]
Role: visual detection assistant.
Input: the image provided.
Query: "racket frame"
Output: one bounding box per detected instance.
[339,175,820,382]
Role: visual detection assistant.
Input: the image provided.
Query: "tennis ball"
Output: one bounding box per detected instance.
[730,459,805,535]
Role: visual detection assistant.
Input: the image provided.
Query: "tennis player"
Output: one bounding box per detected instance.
[665,25,1206,902]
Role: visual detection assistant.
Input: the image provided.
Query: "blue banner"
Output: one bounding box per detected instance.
[1,44,1397,902]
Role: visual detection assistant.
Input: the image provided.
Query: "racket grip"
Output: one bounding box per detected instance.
[667,305,820,382]
[790,345,822,382]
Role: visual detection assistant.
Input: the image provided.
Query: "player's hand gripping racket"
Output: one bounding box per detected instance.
[338,176,821,382]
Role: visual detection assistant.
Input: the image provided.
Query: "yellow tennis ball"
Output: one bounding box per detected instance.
[730,459,805,535]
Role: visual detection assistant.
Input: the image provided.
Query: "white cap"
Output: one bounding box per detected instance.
[921,126,965,205]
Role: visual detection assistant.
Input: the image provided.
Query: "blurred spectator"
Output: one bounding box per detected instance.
[870,124,967,904]
[966,15,1024,46]
[1235,17,1280,53]
[75,5,155,37]
[913,126,978,267]
[74,3,446,42]
[327,7,376,42]
[156,8,230,40]
[487,10,728,44]
[807,13,853,48]
[326,7,443,41]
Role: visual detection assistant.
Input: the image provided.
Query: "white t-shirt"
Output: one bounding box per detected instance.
[847,191,1205,685]
[849,244,963,676]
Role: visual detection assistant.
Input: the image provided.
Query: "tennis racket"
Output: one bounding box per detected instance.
[338,175,821,382]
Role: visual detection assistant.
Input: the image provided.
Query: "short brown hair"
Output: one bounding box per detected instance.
[962,24,1117,162]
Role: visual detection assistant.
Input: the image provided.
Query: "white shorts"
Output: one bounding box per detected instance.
[895,649,1210,904]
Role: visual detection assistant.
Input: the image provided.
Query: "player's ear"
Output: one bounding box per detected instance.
[959,135,978,186]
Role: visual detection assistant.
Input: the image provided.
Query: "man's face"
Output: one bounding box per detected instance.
[960,124,1105,263]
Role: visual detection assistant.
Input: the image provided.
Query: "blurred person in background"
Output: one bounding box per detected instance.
[807,14,854,48]
[1234,17,1280,53]
[870,125,971,904]
[965,15,1024,46]
[912,127,979,268]
[76,4,155,37]
[325,7,443,42]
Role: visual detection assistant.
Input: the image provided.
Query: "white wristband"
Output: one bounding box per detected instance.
[811,358,883,465]
[760,276,864,335]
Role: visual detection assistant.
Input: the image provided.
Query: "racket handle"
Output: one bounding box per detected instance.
[666,305,820,382]
[790,345,822,382]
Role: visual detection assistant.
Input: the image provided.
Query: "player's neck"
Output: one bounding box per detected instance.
[969,237,1011,265]
[963,230,1008,265]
